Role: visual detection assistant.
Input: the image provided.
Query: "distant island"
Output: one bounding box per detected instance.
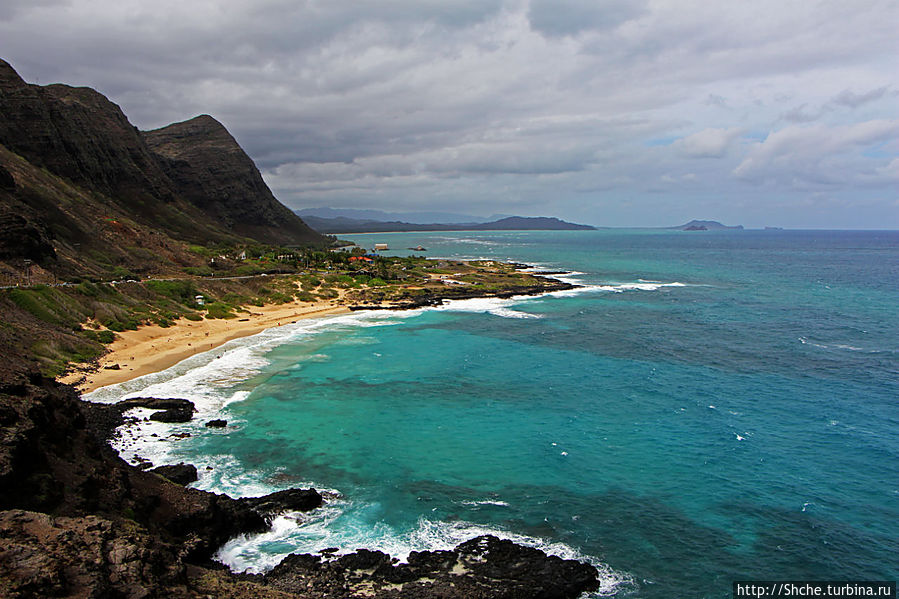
[667,220,744,231]
[299,213,596,233]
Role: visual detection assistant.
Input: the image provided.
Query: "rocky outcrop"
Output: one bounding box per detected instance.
[260,535,599,598]
[0,209,56,262]
[238,488,323,516]
[0,513,599,599]
[349,278,577,311]
[150,463,199,486]
[0,510,189,599]
[115,397,197,423]
[205,418,228,428]
[0,374,299,561]
[142,115,323,246]
[82,397,198,441]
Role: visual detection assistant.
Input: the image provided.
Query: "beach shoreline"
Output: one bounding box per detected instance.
[59,299,351,394]
[58,265,576,394]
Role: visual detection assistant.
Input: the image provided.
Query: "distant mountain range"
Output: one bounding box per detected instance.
[296,207,512,224]
[298,214,596,233]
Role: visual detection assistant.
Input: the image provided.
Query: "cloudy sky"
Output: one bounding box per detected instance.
[2,0,897,227]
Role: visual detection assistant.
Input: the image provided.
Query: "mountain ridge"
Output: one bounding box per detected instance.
[143,115,321,246]
[301,214,596,233]
[296,206,510,224]
[0,58,327,281]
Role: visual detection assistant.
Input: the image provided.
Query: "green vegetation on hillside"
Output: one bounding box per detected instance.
[1,250,564,378]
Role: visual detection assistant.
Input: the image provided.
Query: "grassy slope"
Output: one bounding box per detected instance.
[1,257,560,379]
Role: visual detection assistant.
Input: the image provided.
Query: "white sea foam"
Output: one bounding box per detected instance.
[798,337,884,353]
[832,343,865,352]
[601,281,686,292]
[434,295,544,319]
[84,309,424,469]
[550,273,588,286]
[546,280,687,298]
[215,508,634,597]
[223,390,251,407]
[449,237,503,246]
[490,307,543,319]
[458,499,511,507]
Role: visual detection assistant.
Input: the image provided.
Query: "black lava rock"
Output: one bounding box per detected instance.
[238,488,323,516]
[149,463,198,485]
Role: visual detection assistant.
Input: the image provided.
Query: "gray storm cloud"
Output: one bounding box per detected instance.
[1,0,896,227]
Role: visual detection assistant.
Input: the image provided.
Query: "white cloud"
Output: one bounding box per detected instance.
[875,158,899,181]
[674,128,744,159]
[733,120,899,187]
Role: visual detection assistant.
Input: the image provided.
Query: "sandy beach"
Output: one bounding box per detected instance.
[60,298,351,394]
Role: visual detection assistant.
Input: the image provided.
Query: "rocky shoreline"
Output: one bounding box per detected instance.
[0,367,602,598]
[348,277,578,311]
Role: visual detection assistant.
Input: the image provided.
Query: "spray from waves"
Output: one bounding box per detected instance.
[798,336,893,353]
[215,503,634,597]
[601,281,686,292]
[458,499,510,506]
[435,296,543,319]
[545,280,687,298]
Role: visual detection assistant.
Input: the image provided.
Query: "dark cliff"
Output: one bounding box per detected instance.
[0,60,207,242]
[0,58,326,259]
[143,115,321,246]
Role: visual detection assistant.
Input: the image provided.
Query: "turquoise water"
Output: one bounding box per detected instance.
[89,230,899,598]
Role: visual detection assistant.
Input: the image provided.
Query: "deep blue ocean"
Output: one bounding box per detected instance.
[88,229,899,598]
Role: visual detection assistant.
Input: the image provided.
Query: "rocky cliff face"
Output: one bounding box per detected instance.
[0,371,307,597]
[0,58,326,254]
[0,61,182,219]
[143,115,321,246]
